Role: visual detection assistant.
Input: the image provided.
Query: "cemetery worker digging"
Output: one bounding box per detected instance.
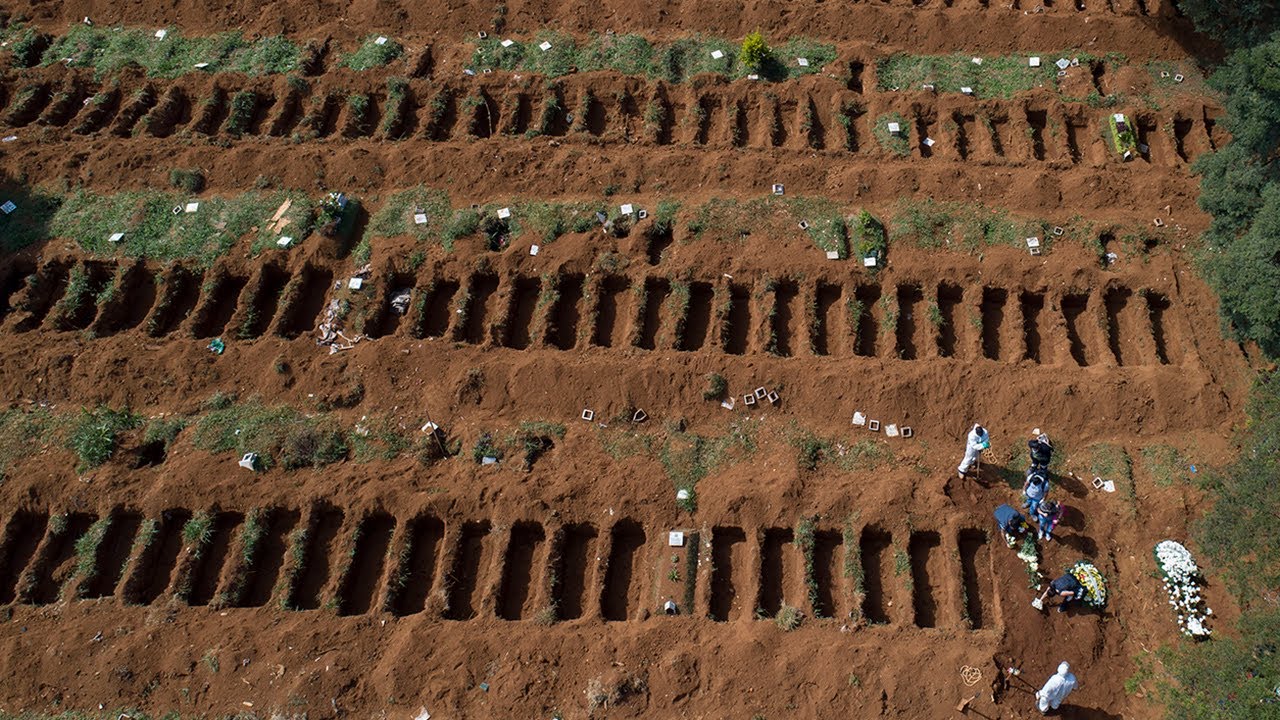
[1038,572,1084,613]
[1023,470,1050,515]
[1035,662,1078,714]
[1034,500,1063,542]
[994,503,1029,546]
[1028,431,1053,472]
[958,424,990,478]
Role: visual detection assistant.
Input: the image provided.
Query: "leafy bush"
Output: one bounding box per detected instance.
[67,405,140,471]
[1175,0,1280,48]
[168,168,205,193]
[740,31,770,70]
[281,424,348,469]
[702,372,727,400]
[343,35,403,71]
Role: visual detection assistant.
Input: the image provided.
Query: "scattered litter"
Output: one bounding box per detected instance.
[497,207,511,219]
[747,73,759,80]
[1057,70,1067,78]
[886,424,899,438]
[1056,58,1070,70]
[825,250,840,260]
[663,600,678,615]
[414,211,428,225]
[1153,218,1165,228]
[316,298,366,353]
[1070,57,1080,67]
[676,488,691,501]
[375,36,388,45]
[743,394,757,406]
[155,29,167,40]
[276,236,293,248]
[720,398,735,410]
[478,683,489,692]
[421,421,439,432]
[1174,73,1184,83]
[886,121,901,135]
[595,211,608,224]
[902,427,913,438]
[1123,150,1133,161]
[463,68,476,76]
[772,183,785,195]
[414,708,431,720]
[1138,143,1149,154]
[797,57,810,67]
[710,50,725,60]
[581,408,594,421]
[868,419,881,432]
[620,203,634,215]
[501,39,514,48]
[108,232,125,243]
[83,16,92,25]
[0,201,15,214]
[483,68,493,75]
[390,288,412,315]
[1029,56,1041,67]
[852,411,866,426]
[668,531,685,547]
[539,41,552,51]
[1,136,16,142]
[207,338,225,355]
[184,202,199,213]
[194,62,210,69]
[971,57,983,65]
[922,83,935,92]
[481,456,498,465]
[348,277,364,290]
[1104,252,1119,265]
[1160,70,1170,78]
[529,244,540,256]
[238,452,259,471]
[960,86,974,95]
[923,137,935,147]
[632,409,648,423]
[863,256,877,267]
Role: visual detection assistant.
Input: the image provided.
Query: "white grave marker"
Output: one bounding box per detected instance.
[961,86,974,95]
[668,531,685,547]
[277,236,293,248]
[886,121,901,135]
[923,137,935,147]
[184,202,199,213]
[375,36,388,45]
[539,41,552,51]
[154,29,167,40]
[710,50,724,60]
[529,244,540,256]
[797,57,809,67]
[620,203,633,215]
[413,212,428,225]
[863,256,877,267]
[972,57,983,65]
[497,207,511,219]
[348,277,363,290]
[108,232,125,243]
[1029,56,1041,67]
[501,39,514,48]
[1056,58,1070,70]
[825,250,839,260]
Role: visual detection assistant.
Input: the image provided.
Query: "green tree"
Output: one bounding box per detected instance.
[741,31,770,70]
[1175,0,1280,48]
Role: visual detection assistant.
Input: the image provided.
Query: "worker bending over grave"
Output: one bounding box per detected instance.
[994,503,1029,547]
[1028,429,1053,472]
[1035,662,1078,715]
[958,424,990,479]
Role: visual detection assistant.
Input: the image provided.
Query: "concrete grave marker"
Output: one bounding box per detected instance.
[501,39,514,48]
[497,207,511,219]
[581,409,594,421]
[668,531,685,547]
[375,36,388,45]
[637,209,648,220]
[194,62,209,69]
[972,57,983,65]
[1,136,16,142]
[414,212,428,225]
[620,203,633,215]
[238,452,259,471]
[767,391,779,404]
[1174,74,1184,83]
[276,236,292,248]
[772,183,785,195]
[1160,71,1170,78]
[172,205,182,215]
[1056,58,1070,70]
[721,397,735,410]
[886,424,899,437]
[1070,58,1080,67]
[902,427,913,438]
[826,250,840,260]
[539,41,552,51]
[529,244,540,256]
[863,256,877,267]
[155,29,167,40]
[868,420,880,432]
[664,600,678,615]
[754,387,767,399]
[961,86,974,95]
[747,74,759,80]
[923,137,935,147]
[1029,56,1041,67]
[743,394,757,406]
[886,121,901,135]
[1026,236,1040,249]
[797,57,809,67]
[632,409,648,423]
[483,68,493,75]
[348,277,363,290]
[108,232,125,243]
[710,50,724,60]
[798,220,810,230]
[922,83,935,92]
[1153,218,1165,227]
[463,69,476,76]
[676,488,691,501]
[1057,70,1067,78]
[481,456,498,465]
[1053,226,1064,236]
[477,31,488,39]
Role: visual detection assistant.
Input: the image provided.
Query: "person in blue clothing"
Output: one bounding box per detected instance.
[994,503,1029,547]
[1035,500,1063,542]
[1037,572,1085,613]
[1023,469,1050,515]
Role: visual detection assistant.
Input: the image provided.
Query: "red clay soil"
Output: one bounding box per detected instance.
[0,4,1255,720]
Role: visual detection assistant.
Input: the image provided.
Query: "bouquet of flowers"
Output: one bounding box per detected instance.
[1154,540,1212,638]
[1017,536,1041,588]
[1067,560,1107,609]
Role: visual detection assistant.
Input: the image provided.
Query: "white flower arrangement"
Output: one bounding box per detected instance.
[1154,540,1212,638]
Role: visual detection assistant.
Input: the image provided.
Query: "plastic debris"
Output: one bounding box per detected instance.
[208,338,226,354]
[0,201,16,214]
[238,452,259,471]
[390,288,413,315]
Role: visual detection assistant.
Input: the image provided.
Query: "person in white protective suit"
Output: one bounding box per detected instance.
[957,424,990,479]
[1035,661,1078,714]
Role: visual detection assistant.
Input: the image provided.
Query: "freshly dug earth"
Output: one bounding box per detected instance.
[0,3,1255,719]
